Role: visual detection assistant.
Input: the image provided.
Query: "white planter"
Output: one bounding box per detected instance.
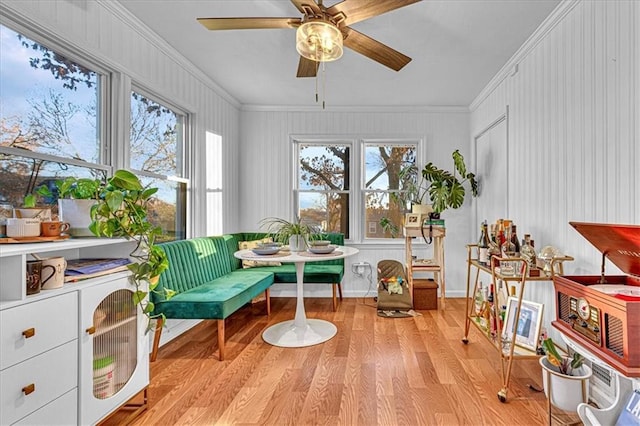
[288,235,307,252]
[540,356,592,412]
[58,199,97,237]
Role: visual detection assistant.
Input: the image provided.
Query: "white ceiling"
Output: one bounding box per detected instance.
[117,0,560,107]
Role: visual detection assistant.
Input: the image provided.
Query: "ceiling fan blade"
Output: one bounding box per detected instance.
[290,0,322,16]
[343,28,411,71]
[296,56,319,78]
[327,0,421,26]
[197,17,301,31]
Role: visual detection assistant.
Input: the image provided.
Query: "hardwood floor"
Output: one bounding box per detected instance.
[105,298,551,425]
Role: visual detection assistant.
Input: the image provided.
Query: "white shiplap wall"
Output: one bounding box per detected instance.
[0,0,242,344]
[470,0,639,340]
[239,107,474,298]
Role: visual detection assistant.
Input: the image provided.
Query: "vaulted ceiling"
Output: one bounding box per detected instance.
[117,0,560,107]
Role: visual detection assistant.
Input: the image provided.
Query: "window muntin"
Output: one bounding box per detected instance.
[0,24,103,164]
[297,143,350,238]
[363,143,417,239]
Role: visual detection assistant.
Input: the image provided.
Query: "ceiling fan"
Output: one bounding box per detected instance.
[197,0,422,78]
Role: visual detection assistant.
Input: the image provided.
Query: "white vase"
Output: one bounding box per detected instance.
[540,356,592,412]
[289,235,306,252]
[58,199,97,237]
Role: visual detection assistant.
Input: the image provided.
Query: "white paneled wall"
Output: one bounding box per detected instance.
[470,0,639,340]
[239,108,473,298]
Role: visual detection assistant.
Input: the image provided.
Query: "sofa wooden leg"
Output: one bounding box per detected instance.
[337,282,343,300]
[218,319,225,361]
[150,317,164,362]
[332,284,337,311]
[265,288,271,316]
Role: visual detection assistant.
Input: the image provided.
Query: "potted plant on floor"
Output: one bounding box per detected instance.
[259,216,315,252]
[539,338,592,412]
[89,169,172,329]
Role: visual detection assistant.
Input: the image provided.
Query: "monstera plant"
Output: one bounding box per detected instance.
[422,149,478,216]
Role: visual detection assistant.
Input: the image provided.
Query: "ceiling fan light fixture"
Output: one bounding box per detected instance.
[296,20,343,62]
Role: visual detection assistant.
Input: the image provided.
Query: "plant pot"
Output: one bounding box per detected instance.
[58,199,97,237]
[289,235,307,252]
[411,204,433,216]
[539,356,592,412]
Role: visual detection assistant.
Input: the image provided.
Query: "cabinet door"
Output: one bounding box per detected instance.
[78,276,149,425]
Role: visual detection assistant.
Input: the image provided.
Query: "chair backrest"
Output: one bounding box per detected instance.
[377,259,407,282]
[153,237,233,304]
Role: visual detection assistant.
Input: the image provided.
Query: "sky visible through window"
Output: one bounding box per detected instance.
[0,25,99,163]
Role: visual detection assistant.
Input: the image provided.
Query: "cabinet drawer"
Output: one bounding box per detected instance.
[13,389,77,425]
[0,340,77,425]
[0,292,78,370]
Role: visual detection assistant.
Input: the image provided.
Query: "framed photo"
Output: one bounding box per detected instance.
[404,213,421,228]
[502,297,544,351]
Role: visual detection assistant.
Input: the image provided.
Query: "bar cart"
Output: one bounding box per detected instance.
[462,244,573,402]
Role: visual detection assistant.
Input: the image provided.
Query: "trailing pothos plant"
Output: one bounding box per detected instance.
[88,169,173,330]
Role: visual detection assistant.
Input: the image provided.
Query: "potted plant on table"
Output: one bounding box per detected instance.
[259,216,315,252]
[539,338,592,412]
[55,176,103,237]
[89,169,172,330]
[14,189,53,221]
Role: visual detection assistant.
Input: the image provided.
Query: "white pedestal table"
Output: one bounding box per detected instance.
[234,245,359,348]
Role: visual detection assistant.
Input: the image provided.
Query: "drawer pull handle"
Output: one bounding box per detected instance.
[22,383,35,395]
[86,326,96,335]
[22,328,35,338]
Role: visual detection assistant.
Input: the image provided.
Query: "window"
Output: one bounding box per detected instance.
[0,23,108,209]
[363,142,417,239]
[205,131,222,235]
[296,142,350,238]
[129,90,189,242]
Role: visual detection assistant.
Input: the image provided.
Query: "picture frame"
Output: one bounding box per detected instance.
[404,213,421,228]
[502,296,544,351]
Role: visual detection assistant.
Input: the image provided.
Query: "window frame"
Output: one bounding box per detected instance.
[361,138,421,243]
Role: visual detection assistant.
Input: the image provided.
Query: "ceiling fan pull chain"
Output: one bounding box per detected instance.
[322,61,326,110]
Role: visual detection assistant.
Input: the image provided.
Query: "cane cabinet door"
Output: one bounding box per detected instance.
[78,276,149,425]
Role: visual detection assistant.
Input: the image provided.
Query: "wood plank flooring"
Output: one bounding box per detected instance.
[103,298,552,425]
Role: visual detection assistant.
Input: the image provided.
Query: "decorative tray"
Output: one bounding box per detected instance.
[0,235,71,244]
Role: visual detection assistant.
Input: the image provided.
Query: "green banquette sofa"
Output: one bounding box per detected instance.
[151,233,345,361]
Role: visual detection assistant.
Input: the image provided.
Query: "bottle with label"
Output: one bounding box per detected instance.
[497,219,506,246]
[510,224,521,256]
[488,224,501,268]
[520,234,536,271]
[477,220,490,266]
[474,281,485,316]
[501,225,516,257]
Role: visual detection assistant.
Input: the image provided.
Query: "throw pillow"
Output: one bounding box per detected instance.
[238,237,282,268]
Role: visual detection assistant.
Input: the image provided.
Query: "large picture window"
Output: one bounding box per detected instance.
[296,142,350,238]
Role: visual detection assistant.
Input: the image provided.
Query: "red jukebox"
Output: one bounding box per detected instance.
[552,222,640,378]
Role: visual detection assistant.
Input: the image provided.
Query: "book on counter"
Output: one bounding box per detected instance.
[65,258,132,282]
[615,390,640,426]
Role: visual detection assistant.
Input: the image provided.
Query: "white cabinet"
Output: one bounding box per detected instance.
[0,238,147,425]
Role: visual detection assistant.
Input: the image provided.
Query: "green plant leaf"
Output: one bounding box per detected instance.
[447,180,466,209]
[452,149,466,177]
[110,169,142,191]
[105,191,123,212]
[133,290,147,305]
[23,194,36,208]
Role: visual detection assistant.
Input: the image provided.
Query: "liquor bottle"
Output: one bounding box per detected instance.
[488,283,497,337]
[488,224,501,267]
[520,234,536,270]
[474,281,485,315]
[497,219,506,246]
[477,221,490,266]
[501,225,515,256]
[510,224,521,256]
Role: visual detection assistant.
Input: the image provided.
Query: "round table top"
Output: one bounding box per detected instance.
[234,245,359,263]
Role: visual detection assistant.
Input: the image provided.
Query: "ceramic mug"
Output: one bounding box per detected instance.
[7,218,41,238]
[41,221,70,237]
[40,256,66,290]
[26,260,43,295]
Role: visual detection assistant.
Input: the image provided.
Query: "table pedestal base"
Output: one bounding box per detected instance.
[262,319,337,347]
